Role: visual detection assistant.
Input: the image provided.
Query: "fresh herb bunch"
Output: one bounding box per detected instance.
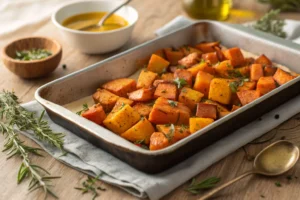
[186,177,221,194]
[173,77,187,88]
[258,0,300,12]
[15,49,52,61]
[253,9,286,38]
[75,175,106,200]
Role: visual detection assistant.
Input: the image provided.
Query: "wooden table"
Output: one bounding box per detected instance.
[1,0,300,199]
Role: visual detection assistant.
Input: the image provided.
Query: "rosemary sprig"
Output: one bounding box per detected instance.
[253,9,286,38]
[75,175,106,200]
[186,177,221,194]
[0,123,60,199]
[0,91,64,150]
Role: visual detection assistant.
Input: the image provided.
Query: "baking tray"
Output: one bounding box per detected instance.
[35,21,300,174]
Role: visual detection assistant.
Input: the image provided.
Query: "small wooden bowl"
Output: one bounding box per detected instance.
[1,37,62,78]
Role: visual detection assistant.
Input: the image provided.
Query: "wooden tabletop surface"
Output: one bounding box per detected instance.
[1,0,300,199]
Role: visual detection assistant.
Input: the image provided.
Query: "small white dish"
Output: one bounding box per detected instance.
[52,0,138,54]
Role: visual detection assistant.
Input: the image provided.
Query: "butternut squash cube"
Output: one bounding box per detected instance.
[180,45,202,56]
[187,62,215,78]
[149,132,170,151]
[256,77,276,95]
[81,104,106,125]
[116,97,134,106]
[164,48,184,65]
[196,103,217,119]
[219,111,231,118]
[156,124,190,143]
[264,66,277,76]
[208,78,232,105]
[174,69,193,87]
[223,47,245,67]
[235,66,250,77]
[273,68,296,85]
[237,81,256,92]
[92,89,119,112]
[102,78,136,97]
[137,69,158,89]
[193,71,214,97]
[128,88,154,102]
[103,104,140,134]
[153,49,165,58]
[250,64,264,81]
[178,52,201,68]
[154,83,177,100]
[202,52,219,65]
[121,118,155,144]
[195,41,220,53]
[161,73,174,81]
[178,87,204,110]
[147,54,170,74]
[133,103,152,118]
[204,99,230,113]
[214,60,234,77]
[237,90,260,106]
[255,54,272,66]
[189,118,214,133]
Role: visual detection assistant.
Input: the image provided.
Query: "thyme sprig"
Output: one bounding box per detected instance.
[0,123,60,199]
[75,175,106,200]
[186,177,221,194]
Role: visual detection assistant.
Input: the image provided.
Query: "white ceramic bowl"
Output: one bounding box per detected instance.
[52,0,138,54]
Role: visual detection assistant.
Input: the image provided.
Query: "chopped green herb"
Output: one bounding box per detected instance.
[286,175,293,181]
[76,103,89,115]
[186,177,221,194]
[226,63,232,68]
[146,101,155,107]
[229,78,250,93]
[177,65,186,69]
[173,77,187,88]
[275,181,282,187]
[228,70,244,78]
[164,124,175,142]
[200,59,206,64]
[168,100,178,107]
[74,174,105,200]
[15,49,52,61]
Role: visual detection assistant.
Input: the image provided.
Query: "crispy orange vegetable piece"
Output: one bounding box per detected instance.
[164,48,184,65]
[121,118,155,144]
[264,66,277,76]
[202,52,219,65]
[204,99,229,113]
[154,83,177,100]
[133,103,152,118]
[223,47,245,67]
[208,78,232,105]
[128,88,154,102]
[273,68,296,85]
[214,46,225,61]
[237,81,256,92]
[256,76,276,95]
[187,62,215,78]
[195,41,220,53]
[117,97,134,106]
[237,90,260,106]
[161,73,174,81]
[81,104,106,125]
[153,49,165,58]
[92,89,119,112]
[235,66,250,77]
[193,71,214,97]
[244,57,255,65]
[214,60,234,77]
[250,64,264,81]
[137,69,158,89]
[147,54,170,74]
[178,87,204,110]
[255,54,272,66]
[189,118,214,133]
[149,132,170,150]
[174,69,193,87]
[156,124,190,142]
[196,103,217,119]
[180,46,202,56]
[178,52,201,68]
[148,97,191,125]
[231,105,240,112]
[102,78,136,97]
[219,111,231,118]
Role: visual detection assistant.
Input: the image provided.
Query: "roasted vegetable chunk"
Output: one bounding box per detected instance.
[255,54,272,66]
[147,54,170,74]
[133,103,152,118]
[154,83,177,100]
[187,62,215,78]
[237,90,260,106]
[196,103,217,119]
[223,47,245,67]
[180,46,202,56]
[81,104,106,125]
[195,41,220,53]
[153,49,165,58]
[273,68,296,85]
[257,77,276,95]
[148,97,191,125]
[208,78,232,105]
[214,60,234,77]
[117,97,134,106]
[193,71,214,97]
[178,52,201,68]
[219,111,231,118]
[178,87,204,110]
[121,118,155,144]
[250,64,264,81]
[102,78,136,97]
[103,104,140,134]
[231,105,240,112]
[237,81,256,92]
[189,118,214,133]
[202,52,219,65]
[92,89,119,112]
[264,66,277,76]
[234,66,250,77]
[137,69,158,89]
[174,69,193,87]
[149,132,170,151]
[204,99,229,113]
[156,124,190,143]
[128,88,154,102]
[164,48,184,65]
[161,73,174,81]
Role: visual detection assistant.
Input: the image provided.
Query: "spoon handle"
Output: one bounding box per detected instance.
[198,171,255,200]
[98,0,132,26]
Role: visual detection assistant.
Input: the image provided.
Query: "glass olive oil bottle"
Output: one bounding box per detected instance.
[182,0,232,21]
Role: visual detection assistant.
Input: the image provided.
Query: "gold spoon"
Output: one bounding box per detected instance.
[79,0,132,31]
[199,140,299,200]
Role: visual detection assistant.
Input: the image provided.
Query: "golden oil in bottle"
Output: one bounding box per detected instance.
[182,0,232,21]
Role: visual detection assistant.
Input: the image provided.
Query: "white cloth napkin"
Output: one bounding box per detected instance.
[17,16,300,200]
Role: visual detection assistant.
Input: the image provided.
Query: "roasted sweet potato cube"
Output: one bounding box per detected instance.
[153,49,165,58]
[214,60,234,77]
[81,104,106,125]
[161,73,174,81]
[154,83,177,100]
[244,57,255,65]
[133,103,152,118]
[180,45,202,56]
[156,124,190,143]
[153,79,172,87]
[121,118,155,144]
[255,54,272,66]
[92,89,119,112]
[102,78,136,97]
[169,65,186,73]
[208,78,233,105]
[178,87,204,110]
[149,132,170,151]
[116,97,134,106]
[196,103,217,119]
[231,105,240,112]
[193,71,214,97]
[147,54,170,74]
[174,69,193,87]
[148,97,191,125]
[250,64,264,81]
[235,66,250,77]
[237,81,256,92]
[214,46,225,61]
[178,52,201,68]
[219,111,231,118]
[187,62,215,78]
[237,90,260,106]
[195,41,220,53]
[257,77,276,95]
[137,69,158,89]
[264,66,277,76]
[103,104,140,134]
[273,68,296,85]
[128,88,154,102]
[204,99,230,113]
[189,118,214,133]
[164,48,184,65]
[223,47,245,67]
[202,52,219,65]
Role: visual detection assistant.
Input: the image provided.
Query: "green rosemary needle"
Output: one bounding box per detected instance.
[186,177,221,194]
[75,174,106,200]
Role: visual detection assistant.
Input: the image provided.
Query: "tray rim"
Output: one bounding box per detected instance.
[35,20,300,156]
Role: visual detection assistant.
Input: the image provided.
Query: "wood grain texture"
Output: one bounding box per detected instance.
[1,0,300,199]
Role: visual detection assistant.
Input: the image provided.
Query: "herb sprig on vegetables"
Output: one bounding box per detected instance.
[76,103,89,115]
[186,177,221,194]
[173,77,187,89]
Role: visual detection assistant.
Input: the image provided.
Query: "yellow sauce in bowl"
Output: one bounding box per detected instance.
[62,12,128,32]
